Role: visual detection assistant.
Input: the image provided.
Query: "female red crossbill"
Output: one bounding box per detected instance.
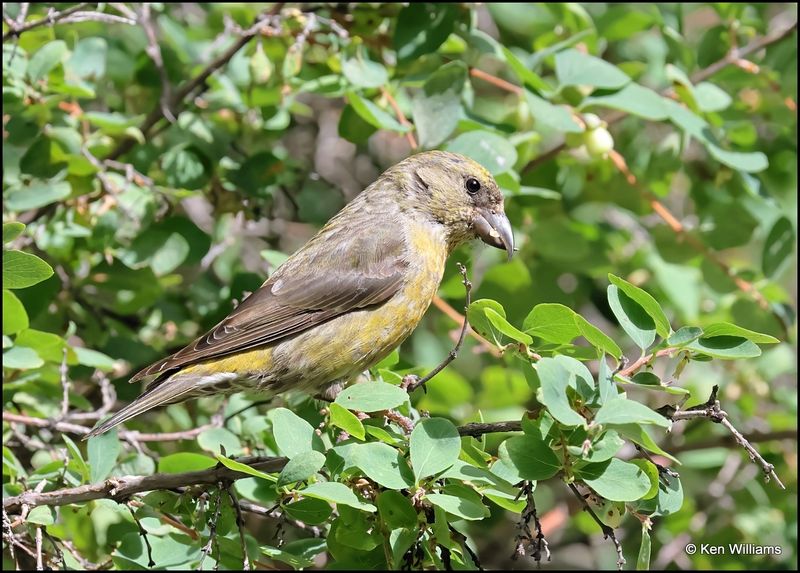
[86,150,513,438]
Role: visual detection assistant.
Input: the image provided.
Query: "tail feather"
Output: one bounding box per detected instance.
[83,376,201,440]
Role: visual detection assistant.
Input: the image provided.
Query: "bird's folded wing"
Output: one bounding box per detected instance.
[129,237,408,383]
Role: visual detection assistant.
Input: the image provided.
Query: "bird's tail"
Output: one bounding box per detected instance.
[83,375,200,440]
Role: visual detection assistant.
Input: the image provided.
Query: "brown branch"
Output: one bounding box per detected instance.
[2,411,221,443]
[3,456,288,513]
[381,86,418,150]
[670,429,796,453]
[106,3,286,161]
[457,420,523,437]
[2,3,91,42]
[666,385,785,489]
[470,67,522,95]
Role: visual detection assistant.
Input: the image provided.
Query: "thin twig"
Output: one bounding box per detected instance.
[127,503,155,567]
[224,484,251,570]
[138,4,175,123]
[405,263,471,392]
[3,456,288,512]
[568,483,626,570]
[35,526,43,570]
[381,86,418,150]
[512,482,551,566]
[667,385,785,489]
[457,420,523,437]
[3,411,222,443]
[198,485,225,571]
[58,348,70,420]
[2,2,91,42]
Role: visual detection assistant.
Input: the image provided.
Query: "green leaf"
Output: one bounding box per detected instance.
[635,472,684,516]
[347,91,410,133]
[73,347,116,370]
[354,442,414,489]
[555,49,631,89]
[535,357,586,426]
[377,490,418,529]
[3,290,28,335]
[693,82,732,112]
[574,314,623,359]
[484,308,532,344]
[637,527,652,570]
[63,435,90,483]
[339,103,378,144]
[410,418,461,481]
[215,454,278,482]
[87,429,120,483]
[686,335,762,359]
[262,539,328,570]
[334,381,409,413]
[302,481,376,512]
[28,40,68,82]
[701,323,779,344]
[270,408,323,458]
[425,493,489,521]
[666,326,703,347]
[26,506,56,526]
[341,47,388,89]
[525,90,584,133]
[283,498,333,525]
[65,36,107,80]
[329,403,366,440]
[576,458,652,501]
[524,303,579,343]
[500,46,550,93]
[583,83,671,120]
[2,346,43,369]
[15,329,65,362]
[394,3,458,62]
[197,427,242,456]
[412,61,467,148]
[446,130,518,175]
[4,180,72,211]
[596,355,618,405]
[498,434,561,481]
[616,424,679,464]
[158,453,216,473]
[595,398,671,428]
[608,274,671,338]
[3,250,54,289]
[762,216,794,277]
[2,222,24,244]
[630,459,660,500]
[277,450,326,487]
[467,299,507,345]
[607,284,656,350]
[581,430,625,463]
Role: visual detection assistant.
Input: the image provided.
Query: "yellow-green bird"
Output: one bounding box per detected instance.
[86,150,513,438]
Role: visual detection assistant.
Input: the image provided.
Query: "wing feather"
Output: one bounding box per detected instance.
[130,231,408,383]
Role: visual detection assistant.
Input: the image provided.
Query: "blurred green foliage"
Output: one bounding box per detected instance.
[2,2,797,571]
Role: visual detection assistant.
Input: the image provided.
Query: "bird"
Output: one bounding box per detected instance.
[85,150,513,438]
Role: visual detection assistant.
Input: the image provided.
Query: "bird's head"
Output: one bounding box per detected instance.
[393,150,514,259]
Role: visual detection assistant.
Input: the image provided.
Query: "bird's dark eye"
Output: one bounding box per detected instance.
[465,177,481,194]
